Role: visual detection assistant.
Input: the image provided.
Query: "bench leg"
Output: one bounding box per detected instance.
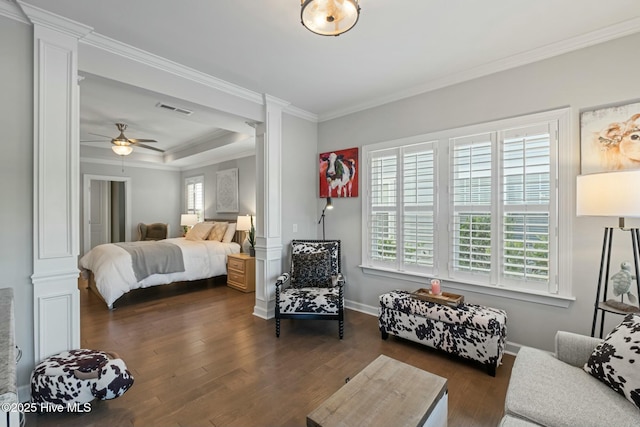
[380,328,389,340]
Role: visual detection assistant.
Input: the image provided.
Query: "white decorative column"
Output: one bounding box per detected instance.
[20,2,92,362]
[253,95,289,319]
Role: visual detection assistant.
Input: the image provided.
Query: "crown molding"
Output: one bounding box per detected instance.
[17,0,92,38]
[284,104,318,123]
[80,156,180,172]
[4,1,318,123]
[179,149,256,172]
[319,16,640,122]
[0,0,28,24]
[81,32,263,106]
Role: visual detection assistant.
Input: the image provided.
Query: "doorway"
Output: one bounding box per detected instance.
[82,174,132,255]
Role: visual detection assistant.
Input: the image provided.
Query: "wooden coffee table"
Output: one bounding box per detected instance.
[307,354,448,427]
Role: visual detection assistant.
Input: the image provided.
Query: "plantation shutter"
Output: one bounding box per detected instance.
[501,123,555,290]
[186,176,204,221]
[402,144,435,271]
[450,133,494,277]
[368,149,397,267]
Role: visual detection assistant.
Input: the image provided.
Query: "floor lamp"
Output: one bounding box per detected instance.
[318,197,333,240]
[577,170,640,338]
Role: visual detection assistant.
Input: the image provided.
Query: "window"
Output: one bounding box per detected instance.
[362,109,570,299]
[368,143,436,274]
[185,175,204,221]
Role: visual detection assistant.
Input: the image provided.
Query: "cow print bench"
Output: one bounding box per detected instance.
[31,349,134,407]
[379,290,507,376]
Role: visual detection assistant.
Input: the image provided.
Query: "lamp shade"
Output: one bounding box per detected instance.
[301,0,360,36]
[180,214,198,227]
[576,170,640,217]
[236,215,252,232]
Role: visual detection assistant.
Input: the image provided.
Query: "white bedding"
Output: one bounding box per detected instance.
[79,237,240,308]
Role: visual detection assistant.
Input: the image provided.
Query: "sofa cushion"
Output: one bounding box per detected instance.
[499,415,540,427]
[505,347,640,427]
[584,313,640,410]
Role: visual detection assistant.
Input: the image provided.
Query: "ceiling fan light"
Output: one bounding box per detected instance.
[112,145,133,156]
[301,0,360,36]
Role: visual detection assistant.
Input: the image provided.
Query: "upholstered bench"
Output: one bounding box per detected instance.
[31,349,134,406]
[379,290,507,376]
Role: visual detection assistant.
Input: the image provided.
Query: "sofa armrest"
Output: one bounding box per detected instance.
[555,331,602,368]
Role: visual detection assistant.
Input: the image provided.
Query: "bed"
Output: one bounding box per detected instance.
[79,220,241,308]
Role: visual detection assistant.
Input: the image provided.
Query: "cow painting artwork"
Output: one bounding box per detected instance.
[319,147,358,198]
[581,101,640,174]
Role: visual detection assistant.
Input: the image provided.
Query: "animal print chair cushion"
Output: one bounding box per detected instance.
[584,313,640,409]
[291,251,332,288]
[31,349,134,405]
[291,240,339,275]
[278,287,341,314]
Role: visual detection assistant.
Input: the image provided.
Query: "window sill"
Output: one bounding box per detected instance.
[359,265,575,308]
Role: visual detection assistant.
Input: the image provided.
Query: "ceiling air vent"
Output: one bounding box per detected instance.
[156,102,193,116]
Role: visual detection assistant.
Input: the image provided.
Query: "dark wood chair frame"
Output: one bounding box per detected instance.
[275,239,345,339]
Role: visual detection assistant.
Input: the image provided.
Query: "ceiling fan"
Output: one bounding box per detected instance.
[82,123,164,156]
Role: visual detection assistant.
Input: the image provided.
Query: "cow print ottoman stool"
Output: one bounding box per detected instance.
[31,349,134,406]
[379,290,507,376]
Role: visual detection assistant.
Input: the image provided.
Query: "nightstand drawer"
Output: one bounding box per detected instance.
[228,257,246,272]
[228,270,246,284]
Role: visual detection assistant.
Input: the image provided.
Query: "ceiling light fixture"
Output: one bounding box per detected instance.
[301,0,360,36]
[112,144,133,156]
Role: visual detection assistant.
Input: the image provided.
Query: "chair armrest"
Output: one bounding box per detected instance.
[332,273,345,287]
[555,331,602,367]
[275,273,290,290]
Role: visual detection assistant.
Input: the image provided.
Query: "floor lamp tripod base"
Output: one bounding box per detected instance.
[591,227,640,338]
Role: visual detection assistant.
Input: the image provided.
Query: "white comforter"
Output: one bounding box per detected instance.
[79,237,240,308]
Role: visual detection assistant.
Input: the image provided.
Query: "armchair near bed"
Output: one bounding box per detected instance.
[137,222,169,241]
[275,240,345,339]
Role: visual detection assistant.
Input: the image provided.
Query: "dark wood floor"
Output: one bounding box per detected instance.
[26,279,513,427]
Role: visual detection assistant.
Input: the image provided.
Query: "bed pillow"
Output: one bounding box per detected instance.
[583,313,640,409]
[185,222,214,241]
[207,222,229,241]
[222,222,237,243]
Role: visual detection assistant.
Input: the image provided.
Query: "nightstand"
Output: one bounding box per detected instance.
[227,253,255,292]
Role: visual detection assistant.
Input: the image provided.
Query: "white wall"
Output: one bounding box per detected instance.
[281,113,319,269]
[317,32,640,351]
[80,162,182,243]
[181,155,256,220]
[0,15,34,391]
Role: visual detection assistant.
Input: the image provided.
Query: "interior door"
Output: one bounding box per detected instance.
[89,180,111,249]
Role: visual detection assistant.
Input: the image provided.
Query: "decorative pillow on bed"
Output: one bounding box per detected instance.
[185,222,214,241]
[222,223,237,243]
[207,222,229,241]
[583,313,640,409]
[291,251,332,288]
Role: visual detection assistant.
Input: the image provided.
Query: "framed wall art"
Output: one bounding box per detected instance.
[580,100,640,174]
[319,147,359,198]
[216,168,239,213]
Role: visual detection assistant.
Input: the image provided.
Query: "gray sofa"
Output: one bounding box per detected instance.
[500,331,640,427]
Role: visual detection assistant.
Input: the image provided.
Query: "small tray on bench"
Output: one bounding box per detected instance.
[411,288,464,307]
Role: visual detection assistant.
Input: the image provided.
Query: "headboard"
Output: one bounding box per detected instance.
[204,218,243,244]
